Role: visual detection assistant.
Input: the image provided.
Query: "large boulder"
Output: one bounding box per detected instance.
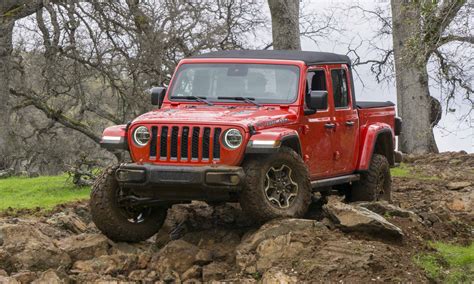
[31,270,62,284]
[148,240,201,276]
[0,224,71,273]
[356,201,420,221]
[10,271,37,283]
[262,268,298,284]
[324,200,404,239]
[46,212,87,234]
[446,181,472,191]
[71,254,144,275]
[55,233,110,262]
[236,219,328,273]
[0,276,19,284]
[202,262,230,282]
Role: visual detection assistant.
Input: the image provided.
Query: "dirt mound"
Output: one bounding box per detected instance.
[0,152,472,282]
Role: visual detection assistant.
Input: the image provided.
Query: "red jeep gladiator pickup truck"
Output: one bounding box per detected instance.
[91,50,402,242]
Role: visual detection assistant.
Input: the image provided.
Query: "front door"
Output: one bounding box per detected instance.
[328,65,359,174]
[302,67,335,179]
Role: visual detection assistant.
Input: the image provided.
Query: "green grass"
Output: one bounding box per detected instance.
[0,174,90,211]
[391,163,439,180]
[414,242,474,283]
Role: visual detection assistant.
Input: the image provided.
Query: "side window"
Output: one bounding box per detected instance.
[331,69,349,108]
[305,69,327,109]
[306,70,326,92]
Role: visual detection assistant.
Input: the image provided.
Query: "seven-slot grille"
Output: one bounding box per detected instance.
[148,125,222,162]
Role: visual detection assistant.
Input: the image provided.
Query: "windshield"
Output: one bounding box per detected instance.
[169,64,300,104]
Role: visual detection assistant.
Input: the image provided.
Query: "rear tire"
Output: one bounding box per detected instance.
[349,154,392,202]
[90,166,167,242]
[239,147,312,223]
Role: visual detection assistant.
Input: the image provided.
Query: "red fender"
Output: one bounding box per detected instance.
[356,122,394,171]
[246,127,301,154]
[100,124,128,150]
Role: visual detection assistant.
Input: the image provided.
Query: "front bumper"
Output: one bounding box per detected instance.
[115,163,245,201]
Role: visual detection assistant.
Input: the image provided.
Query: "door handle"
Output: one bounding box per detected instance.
[324,123,336,129]
[345,121,355,127]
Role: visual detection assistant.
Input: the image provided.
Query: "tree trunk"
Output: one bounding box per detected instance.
[267,0,301,50]
[391,0,438,154]
[0,20,14,158]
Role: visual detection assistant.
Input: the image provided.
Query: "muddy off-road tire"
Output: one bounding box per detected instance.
[349,154,392,202]
[239,147,312,223]
[90,166,167,242]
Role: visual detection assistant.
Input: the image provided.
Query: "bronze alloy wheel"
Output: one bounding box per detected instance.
[264,164,299,208]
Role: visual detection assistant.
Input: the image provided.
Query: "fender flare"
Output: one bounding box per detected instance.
[245,128,302,156]
[100,124,128,150]
[356,124,395,171]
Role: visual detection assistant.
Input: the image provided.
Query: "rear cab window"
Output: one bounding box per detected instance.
[330,69,350,109]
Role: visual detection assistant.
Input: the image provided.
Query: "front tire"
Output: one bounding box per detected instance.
[349,154,392,202]
[239,147,312,223]
[90,166,167,242]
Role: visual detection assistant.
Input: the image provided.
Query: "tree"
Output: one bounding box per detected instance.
[391,0,472,154]
[0,1,45,167]
[346,1,472,154]
[267,0,301,50]
[4,0,266,173]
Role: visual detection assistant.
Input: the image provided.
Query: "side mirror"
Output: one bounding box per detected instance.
[305,90,328,115]
[151,87,167,108]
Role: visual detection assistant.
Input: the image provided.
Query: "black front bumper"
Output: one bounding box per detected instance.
[115,163,245,201]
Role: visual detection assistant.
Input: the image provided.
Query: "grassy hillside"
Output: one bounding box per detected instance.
[0,174,90,211]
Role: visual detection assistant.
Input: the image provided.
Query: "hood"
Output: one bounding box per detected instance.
[133,105,299,131]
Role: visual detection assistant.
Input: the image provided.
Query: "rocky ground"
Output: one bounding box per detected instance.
[0,152,472,283]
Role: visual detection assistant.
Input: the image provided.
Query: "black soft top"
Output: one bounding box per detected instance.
[192,50,351,66]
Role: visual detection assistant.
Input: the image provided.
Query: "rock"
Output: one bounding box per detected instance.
[46,212,87,234]
[161,270,181,282]
[202,262,229,282]
[149,240,199,275]
[236,219,327,272]
[446,181,472,191]
[0,224,71,272]
[255,234,305,270]
[181,229,241,263]
[418,212,441,226]
[195,249,213,265]
[324,200,404,239]
[0,269,7,276]
[110,242,142,255]
[181,265,202,281]
[10,271,37,283]
[237,219,324,254]
[55,233,109,261]
[447,199,466,211]
[31,270,61,284]
[262,268,298,284]
[72,254,139,275]
[0,276,19,284]
[128,269,158,282]
[357,201,420,221]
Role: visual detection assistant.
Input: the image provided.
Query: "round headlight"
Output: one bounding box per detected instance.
[133,126,150,147]
[223,128,243,149]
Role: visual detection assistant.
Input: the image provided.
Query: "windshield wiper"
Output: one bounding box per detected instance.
[217,96,262,107]
[171,95,214,106]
